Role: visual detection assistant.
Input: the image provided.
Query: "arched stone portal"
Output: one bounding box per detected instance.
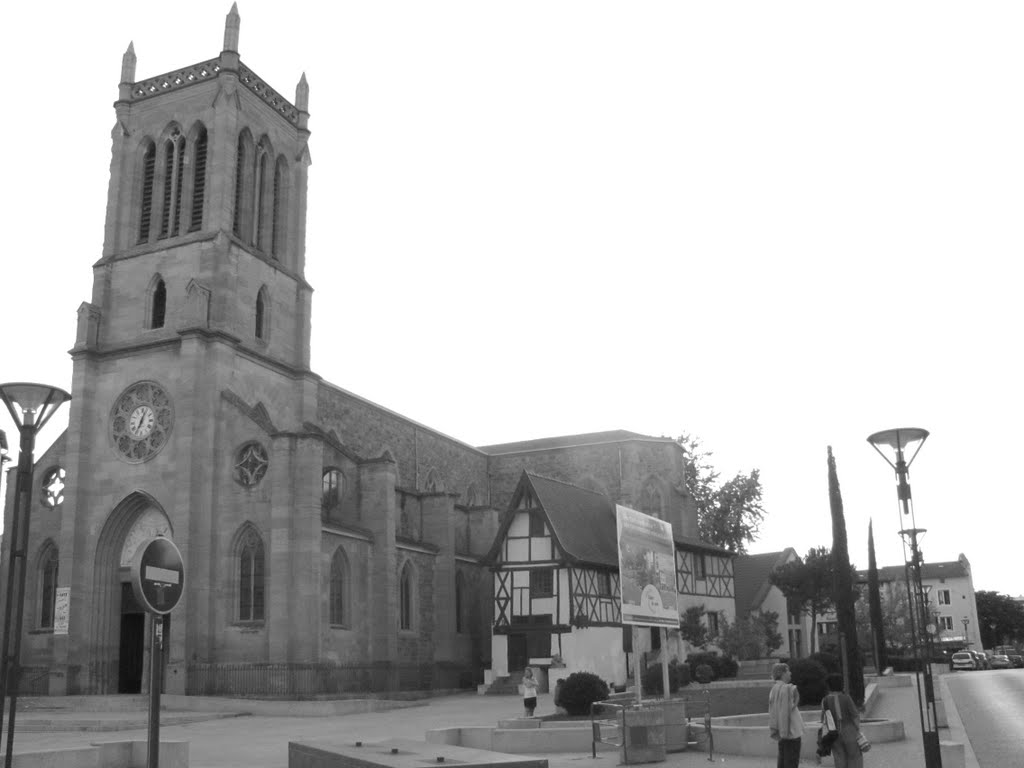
[88,492,172,693]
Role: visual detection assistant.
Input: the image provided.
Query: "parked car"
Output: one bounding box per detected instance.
[951,652,977,671]
[991,655,1012,669]
[970,651,989,669]
[1009,655,1024,669]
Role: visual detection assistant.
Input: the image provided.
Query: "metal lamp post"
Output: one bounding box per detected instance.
[0,383,71,768]
[868,427,941,768]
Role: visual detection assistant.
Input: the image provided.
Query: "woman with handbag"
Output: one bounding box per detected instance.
[821,674,869,768]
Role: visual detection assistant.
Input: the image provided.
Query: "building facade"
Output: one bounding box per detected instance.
[1,8,719,697]
[733,549,810,659]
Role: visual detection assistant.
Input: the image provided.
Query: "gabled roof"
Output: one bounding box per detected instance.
[486,471,734,568]
[479,430,673,455]
[856,559,970,584]
[734,549,798,615]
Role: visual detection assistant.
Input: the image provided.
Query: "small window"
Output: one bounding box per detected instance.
[528,511,545,537]
[329,547,348,626]
[694,553,707,580]
[596,571,612,596]
[41,467,66,509]
[39,546,59,629]
[937,589,951,605]
[322,468,343,513]
[530,569,554,598]
[400,562,415,630]
[939,616,953,631]
[706,611,719,636]
[150,278,167,329]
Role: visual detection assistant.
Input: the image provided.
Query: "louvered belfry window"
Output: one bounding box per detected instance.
[233,134,247,238]
[271,158,285,259]
[138,142,156,243]
[189,126,208,232]
[159,133,186,239]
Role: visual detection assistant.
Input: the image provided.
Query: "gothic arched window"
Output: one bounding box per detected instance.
[159,130,186,239]
[148,275,167,330]
[189,124,208,232]
[39,543,59,629]
[640,482,663,520]
[271,156,288,259]
[330,547,349,626]
[233,130,254,240]
[399,561,415,631]
[322,468,343,514]
[138,140,156,243]
[255,286,269,341]
[237,526,265,621]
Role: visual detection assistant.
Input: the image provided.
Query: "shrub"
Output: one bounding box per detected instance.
[642,660,691,694]
[694,664,714,684]
[788,658,828,706]
[558,671,610,715]
[809,651,841,675]
[685,652,739,681]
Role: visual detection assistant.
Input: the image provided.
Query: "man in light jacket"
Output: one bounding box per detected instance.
[768,662,804,768]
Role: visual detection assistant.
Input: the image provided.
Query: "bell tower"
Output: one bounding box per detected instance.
[77,2,312,367]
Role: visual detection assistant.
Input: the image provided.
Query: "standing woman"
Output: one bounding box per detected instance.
[822,674,864,768]
[522,667,539,717]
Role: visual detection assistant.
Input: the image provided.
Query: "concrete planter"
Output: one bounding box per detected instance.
[621,705,665,764]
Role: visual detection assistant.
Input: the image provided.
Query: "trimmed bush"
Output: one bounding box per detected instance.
[558,671,610,716]
[809,652,841,675]
[788,658,828,706]
[642,660,691,694]
[694,664,714,684]
[685,652,739,681]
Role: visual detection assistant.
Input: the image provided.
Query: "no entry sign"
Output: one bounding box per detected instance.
[130,536,184,615]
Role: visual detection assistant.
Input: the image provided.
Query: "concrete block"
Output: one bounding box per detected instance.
[11,747,100,768]
[940,741,965,768]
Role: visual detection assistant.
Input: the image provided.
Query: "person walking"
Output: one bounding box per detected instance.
[521,667,538,717]
[768,662,804,768]
[821,674,863,768]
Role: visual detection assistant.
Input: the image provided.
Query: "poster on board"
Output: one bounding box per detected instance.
[616,504,679,627]
[53,587,70,635]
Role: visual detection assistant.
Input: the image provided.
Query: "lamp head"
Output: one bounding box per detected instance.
[867,427,929,470]
[0,382,72,432]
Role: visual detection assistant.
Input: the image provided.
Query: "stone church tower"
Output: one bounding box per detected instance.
[5,6,709,697]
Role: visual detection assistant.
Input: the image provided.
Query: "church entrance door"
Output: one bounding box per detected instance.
[118,583,145,693]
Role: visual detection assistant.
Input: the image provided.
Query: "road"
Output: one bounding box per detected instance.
[946,668,1024,768]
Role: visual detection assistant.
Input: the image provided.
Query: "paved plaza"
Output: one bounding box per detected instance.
[7,675,979,768]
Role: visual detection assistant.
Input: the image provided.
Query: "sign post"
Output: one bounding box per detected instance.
[130,536,184,768]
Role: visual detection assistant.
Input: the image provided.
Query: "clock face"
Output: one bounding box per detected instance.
[111,381,174,463]
[129,405,155,437]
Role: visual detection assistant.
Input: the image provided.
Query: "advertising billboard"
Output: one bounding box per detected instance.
[616,504,678,627]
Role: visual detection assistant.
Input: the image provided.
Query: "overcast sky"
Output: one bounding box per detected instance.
[2,2,1023,598]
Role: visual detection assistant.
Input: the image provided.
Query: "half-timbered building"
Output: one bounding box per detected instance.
[486,472,736,688]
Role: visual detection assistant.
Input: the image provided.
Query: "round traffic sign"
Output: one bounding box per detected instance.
[130,536,184,615]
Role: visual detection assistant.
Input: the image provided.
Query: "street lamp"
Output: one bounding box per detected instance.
[0,383,71,768]
[868,427,941,768]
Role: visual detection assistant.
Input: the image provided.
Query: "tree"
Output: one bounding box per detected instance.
[866,519,888,671]
[827,446,864,706]
[718,610,783,660]
[678,433,766,554]
[770,546,837,653]
[976,590,1024,648]
[679,604,709,649]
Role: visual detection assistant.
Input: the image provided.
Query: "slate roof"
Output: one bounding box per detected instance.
[479,430,673,455]
[856,559,970,584]
[733,549,797,614]
[487,471,734,567]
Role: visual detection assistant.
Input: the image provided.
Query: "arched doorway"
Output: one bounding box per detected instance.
[89,492,172,693]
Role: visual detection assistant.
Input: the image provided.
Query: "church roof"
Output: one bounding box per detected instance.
[479,430,674,455]
[733,549,798,615]
[486,471,732,568]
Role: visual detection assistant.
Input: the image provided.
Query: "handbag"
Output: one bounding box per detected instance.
[857,732,872,753]
[816,699,839,756]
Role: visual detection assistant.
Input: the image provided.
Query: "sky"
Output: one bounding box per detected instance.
[2,2,1023,596]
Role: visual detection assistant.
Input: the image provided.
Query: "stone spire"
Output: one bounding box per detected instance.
[295,72,309,112]
[120,42,137,84]
[224,2,241,52]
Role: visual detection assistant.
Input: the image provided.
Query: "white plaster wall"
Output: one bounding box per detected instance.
[559,626,627,685]
[492,634,508,677]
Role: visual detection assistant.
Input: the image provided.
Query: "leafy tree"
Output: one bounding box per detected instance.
[770,546,837,653]
[976,590,1024,648]
[679,604,709,649]
[677,434,766,554]
[855,578,915,653]
[717,610,783,660]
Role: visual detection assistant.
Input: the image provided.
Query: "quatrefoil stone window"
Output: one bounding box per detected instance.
[42,467,66,509]
[234,442,269,487]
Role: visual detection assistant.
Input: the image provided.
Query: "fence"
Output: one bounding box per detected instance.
[185,661,477,698]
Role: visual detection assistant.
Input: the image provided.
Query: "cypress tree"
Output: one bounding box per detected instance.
[867,519,888,673]
[828,446,865,705]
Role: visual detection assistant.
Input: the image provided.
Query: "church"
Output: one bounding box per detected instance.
[2,6,732,697]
